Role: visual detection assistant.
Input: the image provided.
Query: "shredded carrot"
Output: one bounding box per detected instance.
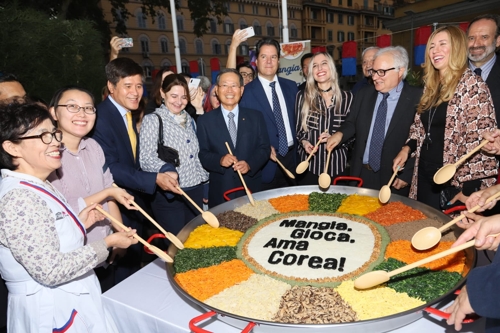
[336,194,382,216]
[174,259,254,301]
[365,202,427,226]
[269,194,310,213]
[385,240,466,273]
[183,224,243,249]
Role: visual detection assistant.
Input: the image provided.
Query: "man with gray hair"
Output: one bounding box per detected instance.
[327,46,422,196]
[351,46,379,94]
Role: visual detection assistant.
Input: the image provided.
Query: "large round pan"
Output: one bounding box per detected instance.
[165,185,476,332]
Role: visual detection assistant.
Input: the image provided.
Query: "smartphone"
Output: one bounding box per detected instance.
[241,26,255,38]
[121,38,133,48]
[188,78,201,90]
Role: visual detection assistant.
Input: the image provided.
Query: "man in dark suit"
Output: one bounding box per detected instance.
[197,69,270,208]
[91,58,180,282]
[240,38,298,190]
[467,14,500,122]
[327,46,422,196]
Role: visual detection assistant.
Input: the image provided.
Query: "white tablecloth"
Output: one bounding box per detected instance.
[102,259,486,333]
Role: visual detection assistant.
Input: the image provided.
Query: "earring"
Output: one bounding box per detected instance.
[161,98,165,104]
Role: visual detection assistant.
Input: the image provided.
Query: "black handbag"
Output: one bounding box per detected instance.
[154,113,180,167]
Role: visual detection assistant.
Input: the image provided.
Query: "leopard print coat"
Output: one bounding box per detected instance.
[408,68,498,200]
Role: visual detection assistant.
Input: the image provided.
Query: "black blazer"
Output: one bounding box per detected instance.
[90,97,161,195]
[486,56,500,127]
[340,83,422,195]
[239,77,298,183]
[197,107,270,207]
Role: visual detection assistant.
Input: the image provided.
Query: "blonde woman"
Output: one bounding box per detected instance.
[295,52,353,185]
[393,26,498,210]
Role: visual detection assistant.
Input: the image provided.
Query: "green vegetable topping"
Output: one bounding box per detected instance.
[174,247,237,274]
[375,258,462,303]
[309,192,348,212]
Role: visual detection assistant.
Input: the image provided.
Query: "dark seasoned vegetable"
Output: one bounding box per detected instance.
[174,247,237,273]
[309,192,348,212]
[217,211,258,232]
[375,258,462,303]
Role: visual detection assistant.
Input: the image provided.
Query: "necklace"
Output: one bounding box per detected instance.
[423,106,438,150]
[319,86,332,93]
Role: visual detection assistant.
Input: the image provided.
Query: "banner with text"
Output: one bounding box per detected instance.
[278,40,311,85]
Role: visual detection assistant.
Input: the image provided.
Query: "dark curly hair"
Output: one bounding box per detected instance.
[0,101,54,170]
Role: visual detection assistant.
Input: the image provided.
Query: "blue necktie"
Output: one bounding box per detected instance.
[368,93,390,172]
[228,112,237,147]
[474,67,482,78]
[269,81,288,156]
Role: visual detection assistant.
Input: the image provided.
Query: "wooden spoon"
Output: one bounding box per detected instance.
[94,206,173,263]
[411,190,500,250]
[378,166,400,204]
[433,139,489,185]
[176,186,220,228]
[296,131,327,175]
[318,149,332,189]
[112,184,184,249]
[225,142,256,206]
[275,158,295,179]
[355,234,499,289]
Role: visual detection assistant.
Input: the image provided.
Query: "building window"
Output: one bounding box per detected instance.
[291,26,298,38]
[240,20,248,29]
[254,23,262,35]
[238,3,244,12]
[348,0,353,6]
[225,40,231,54]
[140,37,149,53]
[338,31,345,42]
[198,59,206,76]
[338,0,342,5]
[348,15,354,25]
[137,11,146,28]
[266,7,271,16]
[158,13,166,30]
[289,10,295,18]
[338,14,343,24]
[182,61,190,74]
[267,23,274,36]
[143,65,152,78]
[210,20,217,33]
[253,5,258,15]
[327,11,334,23]
[160,37,168,53]
[224,20,234,34]
[212,40,222,55]
[195,40,203,54]
[179,39,187,54]
[177,15,184,31]
[348,32,354,41]
[239,44,249,56]
[384,7,393,15]
[328,30,333,42]
[224,2,230,12]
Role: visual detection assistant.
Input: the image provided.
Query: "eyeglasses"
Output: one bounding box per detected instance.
[218,84,241,90]
[57,104,96,115]
[239,72,253,78]
[369,67,398,77]
[18,129,63,144]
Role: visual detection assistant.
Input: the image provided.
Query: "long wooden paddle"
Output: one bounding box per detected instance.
[225,142,256,206]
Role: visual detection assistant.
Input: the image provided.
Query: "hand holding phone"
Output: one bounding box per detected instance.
[188,78,201,90]
[241,26,255,38]
[121,38,133,48]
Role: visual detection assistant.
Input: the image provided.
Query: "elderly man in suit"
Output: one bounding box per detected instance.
[91,57,180,282]
[467,14,500,119]
[240,38,298,190]
[326,46,422,196]
[197,68,270,208]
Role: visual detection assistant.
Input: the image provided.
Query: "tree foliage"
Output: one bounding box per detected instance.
[1,0,228,37]
[0,5,106,102]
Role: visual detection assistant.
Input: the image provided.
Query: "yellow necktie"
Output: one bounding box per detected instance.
[126,112,137,160]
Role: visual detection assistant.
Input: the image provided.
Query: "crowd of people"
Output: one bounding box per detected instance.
[0,12,500,333]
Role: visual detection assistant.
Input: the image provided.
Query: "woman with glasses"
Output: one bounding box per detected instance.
[393,26,497,210]
[0,101,137,332]
[140,74,208,236]
[295,52,353,185]
[47,86,137,291]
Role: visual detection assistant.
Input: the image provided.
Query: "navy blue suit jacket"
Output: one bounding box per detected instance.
[239,76,298,183]
[197,107,270,207]
[91,97,165,195]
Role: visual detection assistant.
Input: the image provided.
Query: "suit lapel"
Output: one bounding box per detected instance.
[105,98,136,162]
[214,108,236,152]
[386,83,410,138]
[360,90,378,138]
[250,80,277,127]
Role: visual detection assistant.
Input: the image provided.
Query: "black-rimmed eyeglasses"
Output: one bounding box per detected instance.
[369,67,398,77]
[57,104,96,115]
[18,130,63,144]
